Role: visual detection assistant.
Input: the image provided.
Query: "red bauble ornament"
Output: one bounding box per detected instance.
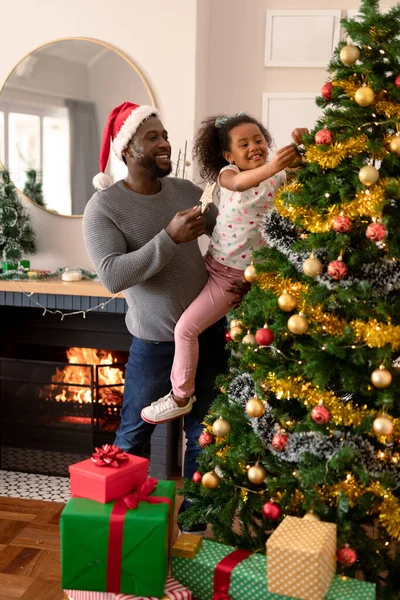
[272,432,288,451]
[262,501,282,520]
[327,259,347,280]
[311,404,331,425]
[199,431,215,448]
[321,81,333,100]
[255,325,275,346]
[225,330,232,343]
[395,74,400,88]
[337,546,357,567]
[192,471,202,484]
[315,128,334,145]
[366,222,387,242]
[332,215,352,233]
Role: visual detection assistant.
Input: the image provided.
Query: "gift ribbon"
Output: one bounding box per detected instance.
[91,444,129,468]
[106,477,173,594]
[212,549,251,600]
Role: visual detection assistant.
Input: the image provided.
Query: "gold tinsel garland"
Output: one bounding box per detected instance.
[273,179,395,233]
[304,135,368,169]
[332,77,360,99]
[263,373,400,438]
[333,78,400,120]
[257,272,400,351]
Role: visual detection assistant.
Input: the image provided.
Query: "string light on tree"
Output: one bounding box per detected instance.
[212,417,231,437]
[371,365,392,388]
[339,44,360,64]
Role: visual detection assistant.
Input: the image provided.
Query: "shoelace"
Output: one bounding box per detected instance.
[154,396,177,416]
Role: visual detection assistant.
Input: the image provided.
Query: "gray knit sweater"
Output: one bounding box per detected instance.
[83,178,217,341]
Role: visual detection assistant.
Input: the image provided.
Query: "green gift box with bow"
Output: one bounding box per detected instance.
[172,539,376,600]
[61,479,175,597]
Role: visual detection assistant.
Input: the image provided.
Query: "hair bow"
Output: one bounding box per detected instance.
[214,111,246,128]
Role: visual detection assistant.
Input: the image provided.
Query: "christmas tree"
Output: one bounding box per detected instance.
[182,1,400,596]
[0,169,36,264]
[23,168,46,208]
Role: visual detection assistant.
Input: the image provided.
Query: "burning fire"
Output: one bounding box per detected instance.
[51,347,124,404]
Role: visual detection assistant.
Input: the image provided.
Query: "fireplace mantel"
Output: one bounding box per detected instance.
[0,279,122,298]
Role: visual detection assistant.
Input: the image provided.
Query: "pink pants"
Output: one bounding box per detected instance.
[171,252,244,398]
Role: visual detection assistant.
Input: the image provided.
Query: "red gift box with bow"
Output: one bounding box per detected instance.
[69,445,149,504]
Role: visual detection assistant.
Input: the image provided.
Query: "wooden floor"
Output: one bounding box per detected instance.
[0,494,184,599]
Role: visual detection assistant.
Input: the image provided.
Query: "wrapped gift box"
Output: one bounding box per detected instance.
[69,449,149,504]
[267,516,336,600]
[61,479,175,597]
[65,576,191,599]
[171,533,203,559]
[325,576,375,599]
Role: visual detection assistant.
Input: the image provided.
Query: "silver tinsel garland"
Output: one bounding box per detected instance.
[262,210,400,295]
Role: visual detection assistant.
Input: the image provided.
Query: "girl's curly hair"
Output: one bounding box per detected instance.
[193,114,272,182]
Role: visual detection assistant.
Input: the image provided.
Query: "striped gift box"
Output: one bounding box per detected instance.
[65,576,191,600]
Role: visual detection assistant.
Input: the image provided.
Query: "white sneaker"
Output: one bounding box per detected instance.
[140,391,196,424]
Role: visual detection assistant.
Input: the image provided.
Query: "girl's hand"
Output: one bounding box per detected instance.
[291,128,309,145]
[269,145,298,174]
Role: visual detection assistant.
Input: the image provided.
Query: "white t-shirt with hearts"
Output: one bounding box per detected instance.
[208,164,286,270]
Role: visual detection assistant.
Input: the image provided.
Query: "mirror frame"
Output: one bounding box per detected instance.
[0,36,157,218]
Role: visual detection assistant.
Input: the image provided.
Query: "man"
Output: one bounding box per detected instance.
[83,102,229,534]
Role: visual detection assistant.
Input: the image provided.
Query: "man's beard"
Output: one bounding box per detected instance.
[139,155,172,178]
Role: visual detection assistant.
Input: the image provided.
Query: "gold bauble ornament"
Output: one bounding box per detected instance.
[242,331,257,346]
[358,165,380,186]
[340,44,360,65]
[230,325,244,341]
[212,417,231,437]
[303,512,320,521]
[247,464,267,484]
[244,263,257,283]
[230,319,242,329]
[354,85,375,107]
[202,471,220,489]
[245,397,265,418]
[371,365,392,388]
[288,313,309,335]
[278,292,298,312]
[389,136,400,156]
[302,255,323,277]
[373,415,394,436]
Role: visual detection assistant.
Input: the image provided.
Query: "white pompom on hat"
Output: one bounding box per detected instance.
[93,102,159,190]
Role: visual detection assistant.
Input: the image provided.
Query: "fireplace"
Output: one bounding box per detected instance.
[0,304,180,478]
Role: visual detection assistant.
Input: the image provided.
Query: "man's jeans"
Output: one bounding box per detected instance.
[115,319,228,479]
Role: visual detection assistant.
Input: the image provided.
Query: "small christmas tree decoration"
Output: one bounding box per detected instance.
[389,136,400,155]
[278,292,297,312]
[242,330,257,345]
[371,365,392,388]
[230,325,244,341]
[340,44,360,64]
[199,431,215,448]
[247,463,267,484]
[373,415,394,436]
[192,471,202,483]
[224,330,232,343]
[272,431,288,451]
[212,418,231,437]
[337,546,358,567]
[366,221,387,241]
[245,396,265,418]
[327,256,347,280]
[321,81,333,100]
[202,471,220,489]
[311,402,331,425]
[23,169,45,207]
[287,313,309,335]
[358,164,380,186]
[288,152,303,169]
[395,74,400,87]
[303,512,320,521]
[244,261,257,283]
[230,319,242,329]
[332,215,352,233]
[255,324,275,346]
[315,128,334,145]
[302,254,323,277]
[262,501,281,520]
[354,85,376,106]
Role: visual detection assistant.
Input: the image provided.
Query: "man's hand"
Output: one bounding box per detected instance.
[291,128,309,145]
[227,279,252,308]
[166,206,206,244]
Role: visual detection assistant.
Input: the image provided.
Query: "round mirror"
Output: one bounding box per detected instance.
[0,38,155,217]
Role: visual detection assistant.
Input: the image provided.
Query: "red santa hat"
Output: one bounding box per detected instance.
[93,101,159,191]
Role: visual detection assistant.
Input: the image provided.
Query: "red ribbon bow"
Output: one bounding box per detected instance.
[124,477,159,509]
[91,444,129,468]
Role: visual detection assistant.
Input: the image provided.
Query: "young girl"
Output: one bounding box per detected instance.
[141,113,305,424]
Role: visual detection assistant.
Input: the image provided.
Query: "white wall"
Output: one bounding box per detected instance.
[0,0,198,270]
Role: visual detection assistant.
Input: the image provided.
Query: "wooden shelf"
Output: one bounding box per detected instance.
[0,279,123,298]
